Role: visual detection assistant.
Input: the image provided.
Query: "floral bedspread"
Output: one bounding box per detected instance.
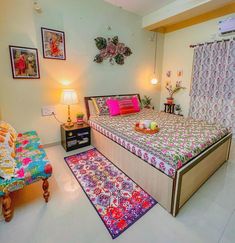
[0,131,52,196]
[89,109,230,178]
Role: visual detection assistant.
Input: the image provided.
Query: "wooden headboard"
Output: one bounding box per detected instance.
[84,93,141,119]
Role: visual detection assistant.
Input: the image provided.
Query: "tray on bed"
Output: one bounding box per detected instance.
[134,125,159,134]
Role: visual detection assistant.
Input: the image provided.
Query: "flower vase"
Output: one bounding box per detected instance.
[167,97,174,104]
[77,117,84,125]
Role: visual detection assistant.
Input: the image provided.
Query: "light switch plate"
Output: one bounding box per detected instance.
[41,106,55,116]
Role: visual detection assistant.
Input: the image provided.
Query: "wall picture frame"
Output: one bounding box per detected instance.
[9,45,40,79]
[41,27,66,60]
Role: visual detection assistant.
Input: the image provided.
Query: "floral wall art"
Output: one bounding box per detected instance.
[94,36,132,65]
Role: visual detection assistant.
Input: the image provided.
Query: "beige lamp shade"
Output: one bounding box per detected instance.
[61,89,78,105]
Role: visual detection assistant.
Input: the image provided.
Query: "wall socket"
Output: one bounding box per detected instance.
[41,106,56,116]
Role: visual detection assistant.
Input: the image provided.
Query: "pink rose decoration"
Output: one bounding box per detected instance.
[22,157,32,166]
[187,153,193,158]
[16,168,24,178]
[100,49,108,58]
[22,140,29,145]
[16,147,23,153]
[117,43,125,54]
[106,42,117,56]
[159,162,166,171]
[168,168,175,177]
[177,160,183,169]
[162,149,167,154]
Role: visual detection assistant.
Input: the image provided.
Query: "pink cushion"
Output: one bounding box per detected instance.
[132,96,140,112]
[106,98,120,116]
[118,99,136,115]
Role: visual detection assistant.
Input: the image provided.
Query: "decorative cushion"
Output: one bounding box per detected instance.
[118,98,136,115]
[106,98,120,116]
[0,122,17,180]
[92,97,110,115]
[131,96,141,112]
[0,121,17,141]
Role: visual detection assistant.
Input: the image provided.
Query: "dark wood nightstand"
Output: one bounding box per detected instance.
[164,103,175,114]
[61,123,91,152]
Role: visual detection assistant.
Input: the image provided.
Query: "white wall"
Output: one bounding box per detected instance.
[160,13,235,116]
[0,0,162,145]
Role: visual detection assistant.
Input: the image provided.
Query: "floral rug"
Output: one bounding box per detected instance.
[65,148,157,239]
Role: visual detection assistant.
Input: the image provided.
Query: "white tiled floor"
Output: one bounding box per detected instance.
[0,141,234,243]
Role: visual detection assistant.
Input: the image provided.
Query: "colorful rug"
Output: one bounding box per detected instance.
[65,148,157,239]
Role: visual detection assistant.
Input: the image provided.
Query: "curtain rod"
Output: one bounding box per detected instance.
[189,37,234,48]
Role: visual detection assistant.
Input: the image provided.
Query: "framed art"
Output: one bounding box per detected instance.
[41,27,66,60]
[9,45,40,79]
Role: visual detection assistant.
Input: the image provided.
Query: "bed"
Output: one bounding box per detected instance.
[84,94,232,216]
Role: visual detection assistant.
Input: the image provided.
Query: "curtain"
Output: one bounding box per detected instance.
[189,40,235,134]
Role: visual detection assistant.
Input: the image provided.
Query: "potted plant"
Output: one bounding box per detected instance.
[165,81,186,104]
[175,104,182,115]
[76,112,84,125]
[141,95,153,109]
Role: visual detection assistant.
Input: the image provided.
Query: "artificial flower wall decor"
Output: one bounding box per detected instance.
[94,36,132,65]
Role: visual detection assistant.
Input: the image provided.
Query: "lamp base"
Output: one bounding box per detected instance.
[64,122,74,128]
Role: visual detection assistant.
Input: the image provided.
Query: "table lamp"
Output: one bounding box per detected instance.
[61,89,78,128]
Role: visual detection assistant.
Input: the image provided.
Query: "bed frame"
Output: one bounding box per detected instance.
[84,94,232,216]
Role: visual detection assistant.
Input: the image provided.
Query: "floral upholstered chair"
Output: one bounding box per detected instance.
[0,122,52,222]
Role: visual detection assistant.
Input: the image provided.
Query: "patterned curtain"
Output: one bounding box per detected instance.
[189,40,235,134]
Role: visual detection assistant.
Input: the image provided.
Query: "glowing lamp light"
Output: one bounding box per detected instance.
[61,89,78,128]
[60,80,71,86]
[150,77,158,85]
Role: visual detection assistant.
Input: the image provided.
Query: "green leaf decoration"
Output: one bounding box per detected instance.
[112,36,119,45]
[94,54,103,63]
[114,54,124,65]
[123,47,132,56]
[94,37,107,50]
[94,36,132,65]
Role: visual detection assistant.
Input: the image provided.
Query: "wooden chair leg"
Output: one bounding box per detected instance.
[2,192,13,222]
[42,179,50,203]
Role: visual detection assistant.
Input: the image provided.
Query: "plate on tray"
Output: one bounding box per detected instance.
[134,125,159,134]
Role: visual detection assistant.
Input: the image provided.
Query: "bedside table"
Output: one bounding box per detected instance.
[61,123,91,152]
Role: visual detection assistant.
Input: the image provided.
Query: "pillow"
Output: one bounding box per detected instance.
[106,98,120,116]
[91,97,110,115]
[118,98,136,115]
[0,121,17,141]
[0,121,17,180]
[0,132,15,154]
[131,96,141,112]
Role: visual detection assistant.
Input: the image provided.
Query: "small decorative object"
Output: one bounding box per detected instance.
[166,70,171,78]
[94,36,132,65]
[33,1,42,13]
[61,89,78,128]
[165,81,186,104]
[9,45,40,79]
[177,69,183,77]
[135,120,159,134]
[76,113,84,125]
[141,95,153,109]
[175,104,182,115]
[150,121,158,130]
[41,27,66,60]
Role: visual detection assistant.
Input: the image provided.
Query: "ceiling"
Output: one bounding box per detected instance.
[104,0,176,16]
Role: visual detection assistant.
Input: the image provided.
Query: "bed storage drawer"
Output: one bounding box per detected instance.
[174,135,232,215]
